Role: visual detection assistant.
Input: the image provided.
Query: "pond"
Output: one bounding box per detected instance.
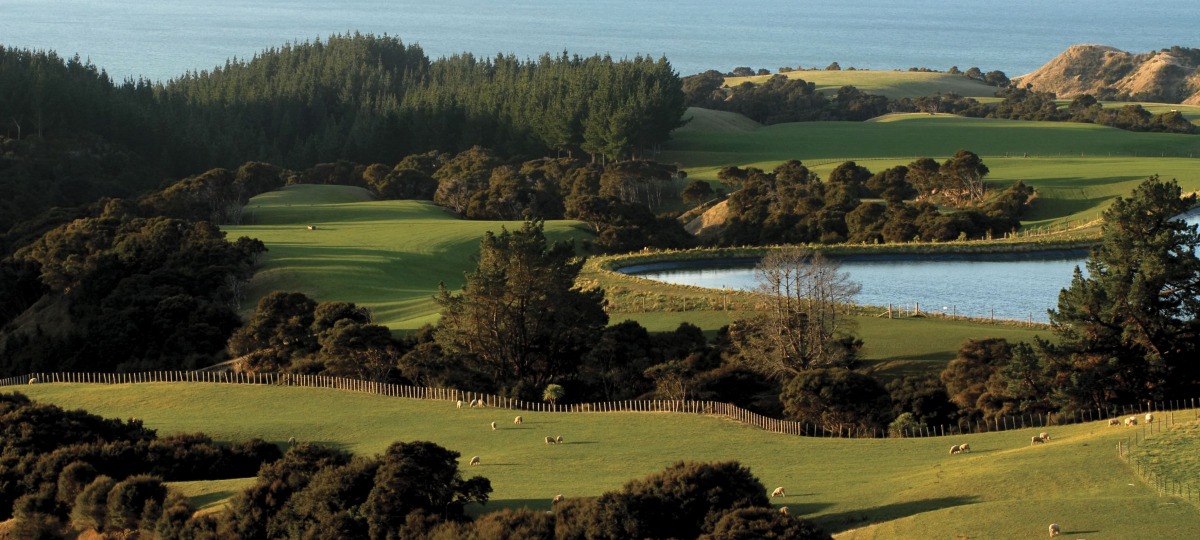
[621,214,1200,323]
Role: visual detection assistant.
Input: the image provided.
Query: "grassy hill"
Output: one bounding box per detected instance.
[15,383,1200,539]
[666,112,1200,228]
[721,70,1000,99]
[224,185,591,330]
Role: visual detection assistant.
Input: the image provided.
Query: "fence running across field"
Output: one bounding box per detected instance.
[4,370,1198,440]
[1116,411,1200,508]
[6,370,1199,505]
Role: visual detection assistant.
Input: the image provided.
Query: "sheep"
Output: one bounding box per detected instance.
[468,399,479,408]
[545,436,556,445]
[1039,432,1051,442]
[949,444,962,455]
[514,415,523,425]
[771,486,786,497]
[1108,418,1121,426]
[27,377,37,385]
[1145,412,1154,423]
[456,400,463,409]
[1125,416,1138,426]
[306,225,317,230]
[552,494,565,504]
[555,435,563,444]
[779,506,790,515]
[287,436,297,446]
[1031,435,1046,445]
[469,456,480,466]
[1048,522,1060,537]
[490,421,497,431]
[958,443,971,453]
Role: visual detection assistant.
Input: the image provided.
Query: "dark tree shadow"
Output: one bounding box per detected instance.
[814,496,980,533]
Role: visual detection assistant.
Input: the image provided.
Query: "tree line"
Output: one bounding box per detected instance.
[682,70,1196,134]
[0,35,686,231]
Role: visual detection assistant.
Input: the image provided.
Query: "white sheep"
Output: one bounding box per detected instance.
[1145,412,1154,423]
[959,443,971,453]
[514,415,523,424]
[779,506,790,515]
[27,377,38,385]
[555,435,563,444]
[469,399,479,408]
[1031,435,1046,445]
[771,486,786,497]
[545,436,556,445]
[469,456,480,466]
[1039,432,1051,442]
[949,444,962,455]
[1108,418,1121,426]
[1048,522,1060,537]
[1125,416,1138,426]
[456,400,463,409]
[552,494,565,504]
[306,225,317,230]
[490,421,497,430]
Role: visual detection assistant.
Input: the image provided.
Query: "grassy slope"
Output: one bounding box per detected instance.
[721,70,1000,99]
[669,110,1200,227]
[224,185,590,330]
[15,383,1199,539]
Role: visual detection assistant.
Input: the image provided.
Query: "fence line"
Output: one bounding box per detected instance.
[4,371,1199,441]
[1116,409,1200,508]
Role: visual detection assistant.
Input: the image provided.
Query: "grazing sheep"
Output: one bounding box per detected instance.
[1031,435,1046,445]
[545,436,556,445]
[779,506,790,515]
[490,421,497,430]
[771,486,786,497]
[469,399,478,408]
[1048,522,1060,537]
[456,400,463,409]
[27,377,37,385]
[514,416,523,425]
[306,225,317,230]
[555,435,563,444]
[1108,418,1121,426]
[1145,412,1154,423]
[469,456,480,466]
[949,444,962,455]
[552,494,564,504]
[287,437,297,446]
[958,443,971,453]
[1039,432,1051,442]
[1125,416,1138,426]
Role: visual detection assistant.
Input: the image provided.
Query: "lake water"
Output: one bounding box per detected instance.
[2,1,1197,82]
[623,215,1200,323]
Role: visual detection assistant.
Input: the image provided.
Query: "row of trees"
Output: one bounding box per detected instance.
[712,154,1034,246]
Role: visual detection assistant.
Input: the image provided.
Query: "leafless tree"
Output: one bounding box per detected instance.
[731,248,862,379]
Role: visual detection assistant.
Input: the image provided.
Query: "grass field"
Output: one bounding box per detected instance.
[224,185,591,330]
[14,383,1199,539]
[720,70,1000,99]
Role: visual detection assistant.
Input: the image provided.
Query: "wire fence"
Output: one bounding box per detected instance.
[1116,409,1200,508]
[4,371,1199,441]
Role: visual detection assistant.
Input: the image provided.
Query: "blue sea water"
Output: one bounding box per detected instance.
[2,0,1197,82]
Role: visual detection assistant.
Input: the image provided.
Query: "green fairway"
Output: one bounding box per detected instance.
[14,383,1199,539]
[223,185,590,330]
[721,70,1000,99]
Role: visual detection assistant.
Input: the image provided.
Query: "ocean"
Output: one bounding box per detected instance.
[1,0,1197,82]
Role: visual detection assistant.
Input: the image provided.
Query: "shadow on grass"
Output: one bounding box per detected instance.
[775,501,834,516]
[190,490,237,510]
[814,496,980,533]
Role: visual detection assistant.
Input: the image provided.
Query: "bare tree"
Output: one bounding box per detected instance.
[731,248,862,379]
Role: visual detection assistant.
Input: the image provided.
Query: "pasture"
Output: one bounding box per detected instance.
[14,383,1200,539]
[720,70,1000,99]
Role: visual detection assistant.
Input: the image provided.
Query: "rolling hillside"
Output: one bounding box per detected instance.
[721,70,1000,99]
[1014,44,1200,104]
[14,383,1200,539]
